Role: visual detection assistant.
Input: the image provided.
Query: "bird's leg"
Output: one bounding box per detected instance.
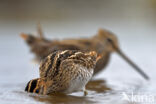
[84,90,88,96]
[82,87,88,96]
[80,87,88,96]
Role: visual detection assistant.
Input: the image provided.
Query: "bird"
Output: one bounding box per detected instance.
[21,24,149,80]
[25,50,101,95]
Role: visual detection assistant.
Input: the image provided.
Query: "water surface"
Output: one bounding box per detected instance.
[0,0,156,104]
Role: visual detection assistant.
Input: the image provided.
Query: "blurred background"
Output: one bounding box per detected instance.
[0,0,156,104]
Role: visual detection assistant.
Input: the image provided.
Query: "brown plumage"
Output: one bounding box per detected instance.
[21,24,149,80]
[25,50,99,95]
[21,28,116,75]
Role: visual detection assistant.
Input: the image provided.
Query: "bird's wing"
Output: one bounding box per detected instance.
[39,50,80,80]
[39,51,58,79]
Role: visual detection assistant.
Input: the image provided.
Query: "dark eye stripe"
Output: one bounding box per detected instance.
[29,79,37,92]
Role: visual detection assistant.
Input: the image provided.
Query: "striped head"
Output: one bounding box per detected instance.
[95,29,119,52]
[25,78,46,94]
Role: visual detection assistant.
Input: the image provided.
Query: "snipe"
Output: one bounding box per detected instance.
[21,24,149,80]
[25,50,102,95]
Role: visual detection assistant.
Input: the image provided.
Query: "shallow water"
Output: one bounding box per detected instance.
[0,0,156,104]
[0,33,156,104]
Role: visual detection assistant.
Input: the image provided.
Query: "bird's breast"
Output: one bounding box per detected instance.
[65,66,93,93]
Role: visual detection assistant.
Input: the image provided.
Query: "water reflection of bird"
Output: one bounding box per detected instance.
[30,80,110,104]
[86,80,111,93]
[25,50,101,95]
[21,24,149,80]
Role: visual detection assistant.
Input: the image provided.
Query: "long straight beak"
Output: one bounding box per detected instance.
[116,48,149,80]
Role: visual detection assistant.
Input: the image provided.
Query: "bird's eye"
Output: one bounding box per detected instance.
[107,38,112,42]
